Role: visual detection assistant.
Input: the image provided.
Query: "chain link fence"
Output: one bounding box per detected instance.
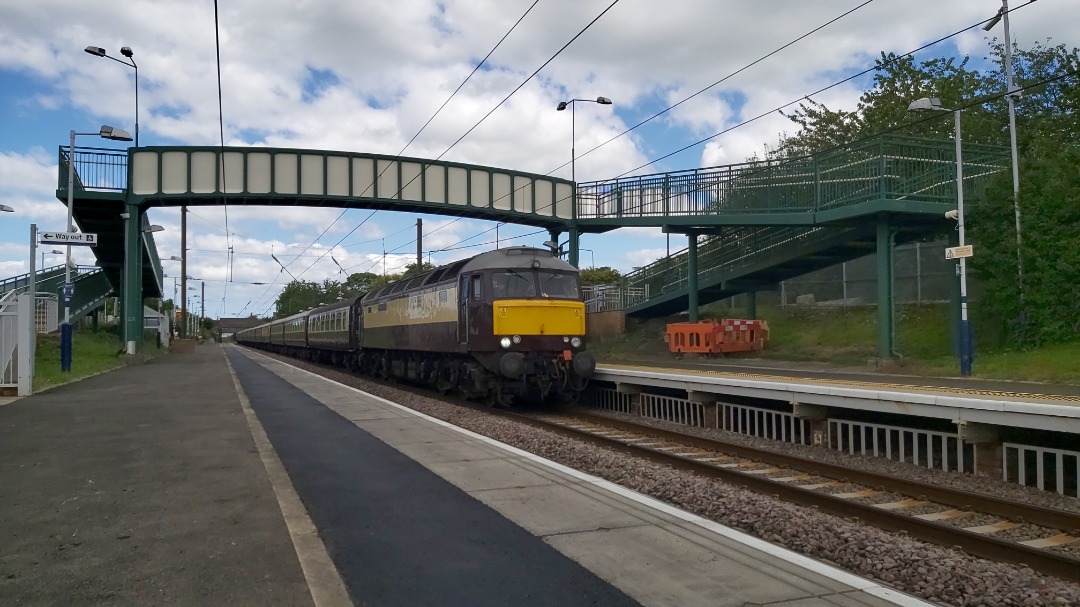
[715,238,972,309]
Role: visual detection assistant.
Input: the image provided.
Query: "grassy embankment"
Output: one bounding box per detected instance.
[33,329,164,392]
[591,304,1080,384]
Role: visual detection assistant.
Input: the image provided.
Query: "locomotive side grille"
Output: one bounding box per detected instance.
[493,300,584,335]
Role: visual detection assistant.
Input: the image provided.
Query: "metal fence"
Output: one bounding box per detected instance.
[829,419,972,473]
[1,292,20,388]
[582,285,649,312]
[1004,443,1080,498]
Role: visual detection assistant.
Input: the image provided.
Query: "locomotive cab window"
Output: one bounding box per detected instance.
[492,271,535,298]
[537,271,580,299]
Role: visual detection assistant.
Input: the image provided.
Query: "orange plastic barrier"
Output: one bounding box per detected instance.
[664,319,769,355]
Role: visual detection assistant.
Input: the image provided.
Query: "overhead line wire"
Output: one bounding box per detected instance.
[435,0,877,250]
[213,0,233,314]
[274,1,545,282]
[607,4,1041,179]
[551,0,878,176]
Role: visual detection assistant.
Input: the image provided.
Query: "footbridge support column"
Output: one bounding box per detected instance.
[121,203,144,354]
[875,213,894,359]
[746,291,757,320]
[567,227,580,268]
[687,232,699,322]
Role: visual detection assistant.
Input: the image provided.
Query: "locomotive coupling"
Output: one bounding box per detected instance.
[572,351,596,378]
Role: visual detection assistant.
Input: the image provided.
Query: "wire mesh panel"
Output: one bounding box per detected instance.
[828,419,970,473]
[640,393,704,427]
[1004,443,1080,498]
[719,403,811,444]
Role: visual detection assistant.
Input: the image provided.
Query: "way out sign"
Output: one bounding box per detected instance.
[40,231,98,247]
[945,245,974,259]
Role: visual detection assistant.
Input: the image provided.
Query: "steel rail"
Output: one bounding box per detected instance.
[498,409,1080,583]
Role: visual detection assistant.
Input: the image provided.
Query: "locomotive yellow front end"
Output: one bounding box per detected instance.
[486,256,596,399]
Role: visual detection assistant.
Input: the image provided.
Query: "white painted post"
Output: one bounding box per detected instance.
[17,293,32,396]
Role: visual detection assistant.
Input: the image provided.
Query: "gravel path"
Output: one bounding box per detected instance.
[251,349,1080,607]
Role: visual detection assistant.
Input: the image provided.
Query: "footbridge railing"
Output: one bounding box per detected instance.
[576,135,1008,223]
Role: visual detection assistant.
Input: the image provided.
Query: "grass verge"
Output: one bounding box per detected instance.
[33,329,164,392]
[592,303,1080,384]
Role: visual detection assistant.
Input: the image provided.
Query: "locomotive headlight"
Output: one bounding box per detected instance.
[570,337,582,348]
[512,335,521,344]
[500,337,512,349]
[562,336,570,343]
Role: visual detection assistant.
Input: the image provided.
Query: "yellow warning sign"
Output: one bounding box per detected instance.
[945,245,973,259]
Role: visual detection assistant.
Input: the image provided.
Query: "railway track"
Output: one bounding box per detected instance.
[497,408,1080,583]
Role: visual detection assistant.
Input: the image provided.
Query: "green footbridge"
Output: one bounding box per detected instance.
[575,135,1007,355]
[0,265,115,328]
[51,133,1006,354]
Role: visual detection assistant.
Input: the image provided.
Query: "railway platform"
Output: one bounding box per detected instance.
[595,360,1080,434]
[1,343,933,606]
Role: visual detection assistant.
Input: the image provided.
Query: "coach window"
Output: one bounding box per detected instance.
[471,274,482,301]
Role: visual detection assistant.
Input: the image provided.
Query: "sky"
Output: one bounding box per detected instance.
[0,0,1072,319]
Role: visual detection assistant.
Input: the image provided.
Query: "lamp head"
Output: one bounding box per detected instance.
[982,9,1003,31]
[144,224,165,233]
[84,46,107,57]
[0,204,13,213]
[595,96,612,105]
[907,97,945,112]
[120,46,134,58]
[556,101,568,111]
[99,125,133,141]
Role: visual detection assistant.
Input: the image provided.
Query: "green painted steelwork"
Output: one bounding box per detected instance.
[687,234,699,322]
[0,266,114,327]
[876,214,894,358]
[576,135,1007,229]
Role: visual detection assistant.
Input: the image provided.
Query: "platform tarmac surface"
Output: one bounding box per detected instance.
[229,345,929,607]
[225,347,641,606]
[0,344,313,606]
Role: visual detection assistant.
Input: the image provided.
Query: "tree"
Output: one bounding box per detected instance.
[580,266,622,286]
[773,52,1000,158]
[402,261,435,278]
[772,41,1080,346]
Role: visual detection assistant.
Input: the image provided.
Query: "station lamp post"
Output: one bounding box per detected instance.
[64,125,132,371]
[556,96,612,185]
[908,97,972,376]
[556,96,612,268]
[42,249,64,268]
[84,45,139,146]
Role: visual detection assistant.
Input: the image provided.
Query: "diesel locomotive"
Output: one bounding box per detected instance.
[235,247,596,404]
